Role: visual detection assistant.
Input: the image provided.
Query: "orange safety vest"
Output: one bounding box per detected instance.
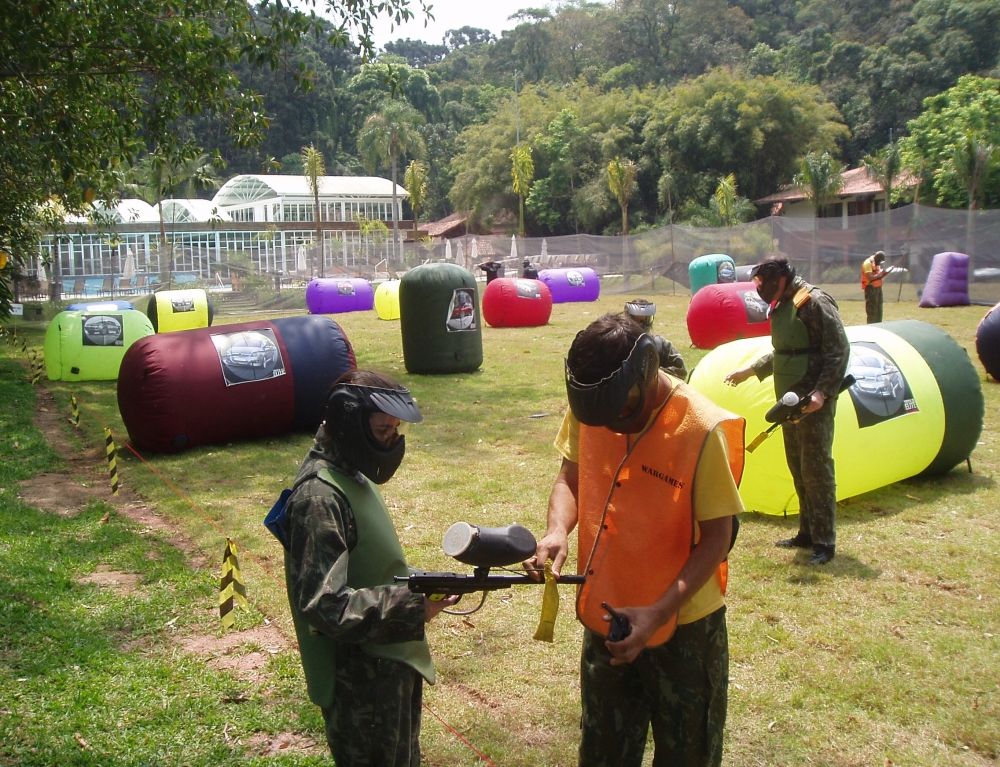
[576,383,744,647]
[861,256,883,289]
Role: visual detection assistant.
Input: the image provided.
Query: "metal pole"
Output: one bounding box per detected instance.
[514,71,519,148]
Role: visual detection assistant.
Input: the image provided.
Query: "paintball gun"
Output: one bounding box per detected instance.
[746,374,856,454]
[395,522,585,615]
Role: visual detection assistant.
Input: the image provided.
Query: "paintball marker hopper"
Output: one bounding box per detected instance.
[443,522,537,567]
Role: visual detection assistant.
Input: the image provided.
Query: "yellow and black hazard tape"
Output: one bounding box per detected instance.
[70,394,80,427]
[103,427,119,496]
[219,538,249,630]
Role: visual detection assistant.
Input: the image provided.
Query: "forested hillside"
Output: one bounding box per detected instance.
[186,0,1000,235]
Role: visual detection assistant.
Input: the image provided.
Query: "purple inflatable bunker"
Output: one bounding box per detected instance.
[306,278,375,314]
[537,267,600,303]
[919,252,970,308]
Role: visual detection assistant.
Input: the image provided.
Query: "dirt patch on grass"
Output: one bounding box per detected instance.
[74,565,141,596]
[176,623,291,683]
[244,731,326,757]
[25,386,208,568]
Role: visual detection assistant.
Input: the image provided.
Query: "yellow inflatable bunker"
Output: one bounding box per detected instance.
[689,320,984,514]
[147,289,214,333]
[374,280,401,320]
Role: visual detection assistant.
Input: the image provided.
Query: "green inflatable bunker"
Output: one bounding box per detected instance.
[399,263,483,374]
[44,310,155,381]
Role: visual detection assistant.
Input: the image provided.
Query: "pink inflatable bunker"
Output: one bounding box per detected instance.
[306,278,375,314]
[537,267,600,303]
[919,252,970,308]
[687,281,771,349]
[482,278,553,328]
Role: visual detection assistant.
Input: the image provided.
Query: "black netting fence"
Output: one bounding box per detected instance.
[402,204,1000,303]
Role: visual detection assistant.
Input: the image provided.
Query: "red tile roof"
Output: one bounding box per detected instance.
[424,212,469,238]
[755,167,920,204]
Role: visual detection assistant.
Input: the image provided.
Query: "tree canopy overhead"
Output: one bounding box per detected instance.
[0,0,422,313]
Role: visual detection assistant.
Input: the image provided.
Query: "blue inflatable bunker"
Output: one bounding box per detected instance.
[689,254,736,295]
[117,315,356,452]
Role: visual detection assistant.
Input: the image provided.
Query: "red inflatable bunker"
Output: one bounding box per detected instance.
[687,281,771,349]
[481,278,553,328]
[117,316,356,452]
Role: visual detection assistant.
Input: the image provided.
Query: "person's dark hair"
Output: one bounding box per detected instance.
[567,313,645,384]
[332,369,401,390]
[751,256,795,282]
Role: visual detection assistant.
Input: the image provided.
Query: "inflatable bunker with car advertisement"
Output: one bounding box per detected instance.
[400,263,483,374]
[117,315,356,452]
[690,320,983,514]
[44,309,155,381]
[306,277,375,314]
[147,289,214,333]
[481,278,553,328]
[537,267,600,303]
[687,281,771,349]
[689,254,736,296]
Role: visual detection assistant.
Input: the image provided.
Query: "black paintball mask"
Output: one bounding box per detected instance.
[624,299,656,330]
[324,384,423,484]
[565,334,660,433]
[750,260,795,304]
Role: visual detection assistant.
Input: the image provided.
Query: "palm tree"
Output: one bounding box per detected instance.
[608,157,637,284]
[301,144,326,277]
[793,151,844,283]
[403,159,428,235]
[511,144,535,236]
[861,141,903,256]
[947,133,1000,262]
[358,101,425,263]
[130,148,220,287]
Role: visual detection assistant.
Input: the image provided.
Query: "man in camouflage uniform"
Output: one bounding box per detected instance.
[726,257,851,565]
[283,370,456,766]
[624,298,688,379]
[527,314,745,766]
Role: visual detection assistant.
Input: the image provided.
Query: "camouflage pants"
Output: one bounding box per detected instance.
[321,643,422,767]
[781,398,837,546]
[865,285,883,323]
[579,607,728,767]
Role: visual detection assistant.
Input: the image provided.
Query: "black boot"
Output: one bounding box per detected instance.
[808,544,835,565]
[776,533,812,549]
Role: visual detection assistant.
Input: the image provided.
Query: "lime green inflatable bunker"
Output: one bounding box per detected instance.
[689,320,983,514]
[374,280,401,320]
[44,310,155,381]
[147,289,214,333]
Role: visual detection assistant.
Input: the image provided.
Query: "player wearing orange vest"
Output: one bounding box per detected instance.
[861,251,889,323]
[525,314,745,767]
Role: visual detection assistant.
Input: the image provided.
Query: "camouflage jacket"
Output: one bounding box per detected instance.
[651,334,688,380]
[751,276,851,399]
[284,429,425,645]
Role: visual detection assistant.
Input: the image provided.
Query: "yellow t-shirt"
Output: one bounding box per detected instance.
[553,399,744,625]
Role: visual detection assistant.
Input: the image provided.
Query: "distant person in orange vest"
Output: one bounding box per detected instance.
[861,251,890,323]
[525,313,745,767]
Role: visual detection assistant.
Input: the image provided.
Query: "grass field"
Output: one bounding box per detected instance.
[1,285,997,766]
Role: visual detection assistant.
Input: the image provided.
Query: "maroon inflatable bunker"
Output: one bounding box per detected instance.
[481,278,553,328]
[686,281,771,349]
[306,278,375,314]
[537,267,600,303]
[117,315,356,452]
[919,252,970,308]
